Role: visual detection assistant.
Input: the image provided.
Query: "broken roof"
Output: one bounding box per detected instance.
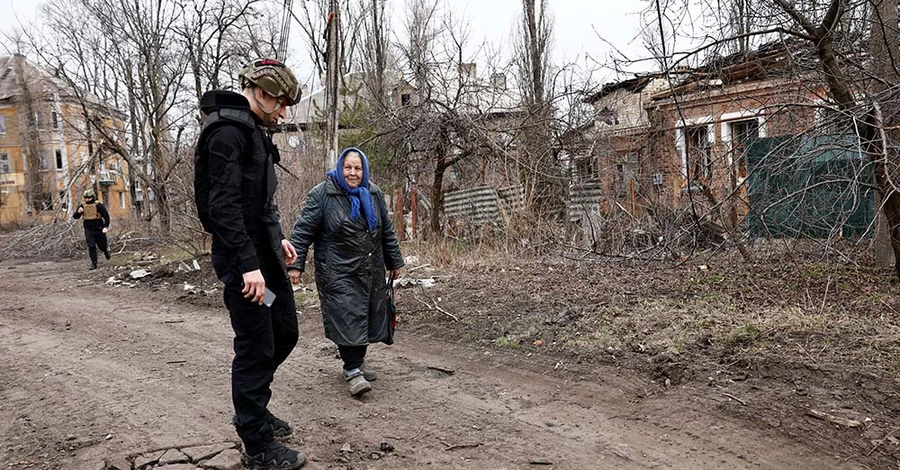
[651,39,819,100]
[0,55,122,118]
[583,74,665,104]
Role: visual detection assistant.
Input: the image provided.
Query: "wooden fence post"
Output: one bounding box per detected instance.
[395,187,405,241]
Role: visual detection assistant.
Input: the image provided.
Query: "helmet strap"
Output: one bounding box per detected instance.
[251,88,283,122]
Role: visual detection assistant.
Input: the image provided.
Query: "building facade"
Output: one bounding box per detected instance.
[0,55,132,227]
[579,41,828,229]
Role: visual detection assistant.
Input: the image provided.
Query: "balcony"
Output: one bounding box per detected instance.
[98,170,117,186]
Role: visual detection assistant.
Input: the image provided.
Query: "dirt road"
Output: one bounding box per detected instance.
[0,259,872,469]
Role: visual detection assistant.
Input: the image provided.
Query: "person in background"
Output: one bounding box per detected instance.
[288,147,404,397]
[193,58,306,469]
[73,188,110,270]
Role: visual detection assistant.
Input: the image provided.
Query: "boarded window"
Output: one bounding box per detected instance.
[615,153,639,197]
[0,115,6,134]
[0,153,9,173]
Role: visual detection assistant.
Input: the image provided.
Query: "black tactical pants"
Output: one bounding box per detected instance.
[223,250,299,454]
[84,228,109,267]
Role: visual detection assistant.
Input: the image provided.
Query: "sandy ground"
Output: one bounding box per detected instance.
[0,258,884,470]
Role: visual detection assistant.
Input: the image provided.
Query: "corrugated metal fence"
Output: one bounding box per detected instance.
[567,179,604,222]
[444,185,525,225]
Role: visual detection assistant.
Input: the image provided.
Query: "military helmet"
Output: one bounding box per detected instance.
[83,189,96,199]
[238,59,301,106]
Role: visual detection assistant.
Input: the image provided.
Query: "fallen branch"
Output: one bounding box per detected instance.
[807,409,863,427]
[722,393,747,406]
[439,439,481,451]
[407,263,432,273]
[529,458,553,465]
[413,293,459,322]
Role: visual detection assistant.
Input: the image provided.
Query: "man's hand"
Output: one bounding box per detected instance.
[102,227,109,234]
[281,239,297,266]
[77,207,84,214]
[389,268,401,280]
[242,269,266,305]
[288,269,302,285]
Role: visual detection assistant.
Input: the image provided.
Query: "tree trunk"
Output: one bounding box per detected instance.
[431,155,447,236]
[867,0,900,278]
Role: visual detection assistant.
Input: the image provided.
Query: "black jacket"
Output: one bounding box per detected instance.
[73,202,110,231]
[194,90,285,284]
[289,177,404,345]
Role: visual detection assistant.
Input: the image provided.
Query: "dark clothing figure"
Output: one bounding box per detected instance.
[288,148,403,396]
[194,89,299,457]
[74,196,110,269]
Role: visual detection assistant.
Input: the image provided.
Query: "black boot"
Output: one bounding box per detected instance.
[242,442,306,469]
[266,411,293,438]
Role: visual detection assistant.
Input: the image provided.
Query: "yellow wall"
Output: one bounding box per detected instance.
[0,101,132,227]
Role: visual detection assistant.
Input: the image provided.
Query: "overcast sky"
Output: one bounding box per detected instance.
[1,0,651,87]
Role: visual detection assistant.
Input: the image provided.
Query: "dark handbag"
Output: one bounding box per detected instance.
[385,279,397,345]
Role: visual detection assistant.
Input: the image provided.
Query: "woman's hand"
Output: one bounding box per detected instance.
[281,239,297,266]
[288,268,302,285]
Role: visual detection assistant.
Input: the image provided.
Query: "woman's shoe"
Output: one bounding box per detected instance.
[342,366,376,382]
[345,371,372,396]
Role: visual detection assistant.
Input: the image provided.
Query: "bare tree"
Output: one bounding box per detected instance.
[514,0,563,218]
[33,0,279,235]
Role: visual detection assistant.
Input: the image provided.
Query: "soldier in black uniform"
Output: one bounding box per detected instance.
[73,189,110,270]
[193,59,305,469]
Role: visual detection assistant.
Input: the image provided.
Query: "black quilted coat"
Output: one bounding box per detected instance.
[288,177,404,345]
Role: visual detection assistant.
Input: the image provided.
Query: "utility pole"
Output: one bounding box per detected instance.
[277,0,294,62]
[324,0,340,171]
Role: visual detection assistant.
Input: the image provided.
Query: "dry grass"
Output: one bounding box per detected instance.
[400,237,900,379]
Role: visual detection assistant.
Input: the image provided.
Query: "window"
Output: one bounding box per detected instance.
[597,106,619,126]
[55,150,64,170]
[39,153,49,170]
[729,119,759,181]
[615,153,639,197]
[573,157,595,181]
[0,115,6,134]
[119,191,126,209]
[686,125,712,182]
[401,93,411,107]
[0,153,9,173]
[51,111,60,130]
[59,191,68,210]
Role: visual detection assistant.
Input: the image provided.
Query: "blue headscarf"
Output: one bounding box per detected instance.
[326,147,378,233]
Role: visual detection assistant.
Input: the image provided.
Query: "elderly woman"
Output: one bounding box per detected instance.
[288,148,404,396]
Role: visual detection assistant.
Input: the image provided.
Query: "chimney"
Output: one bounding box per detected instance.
[458,62,476,82]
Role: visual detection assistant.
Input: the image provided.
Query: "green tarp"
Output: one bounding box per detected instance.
[746,134,875,238]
